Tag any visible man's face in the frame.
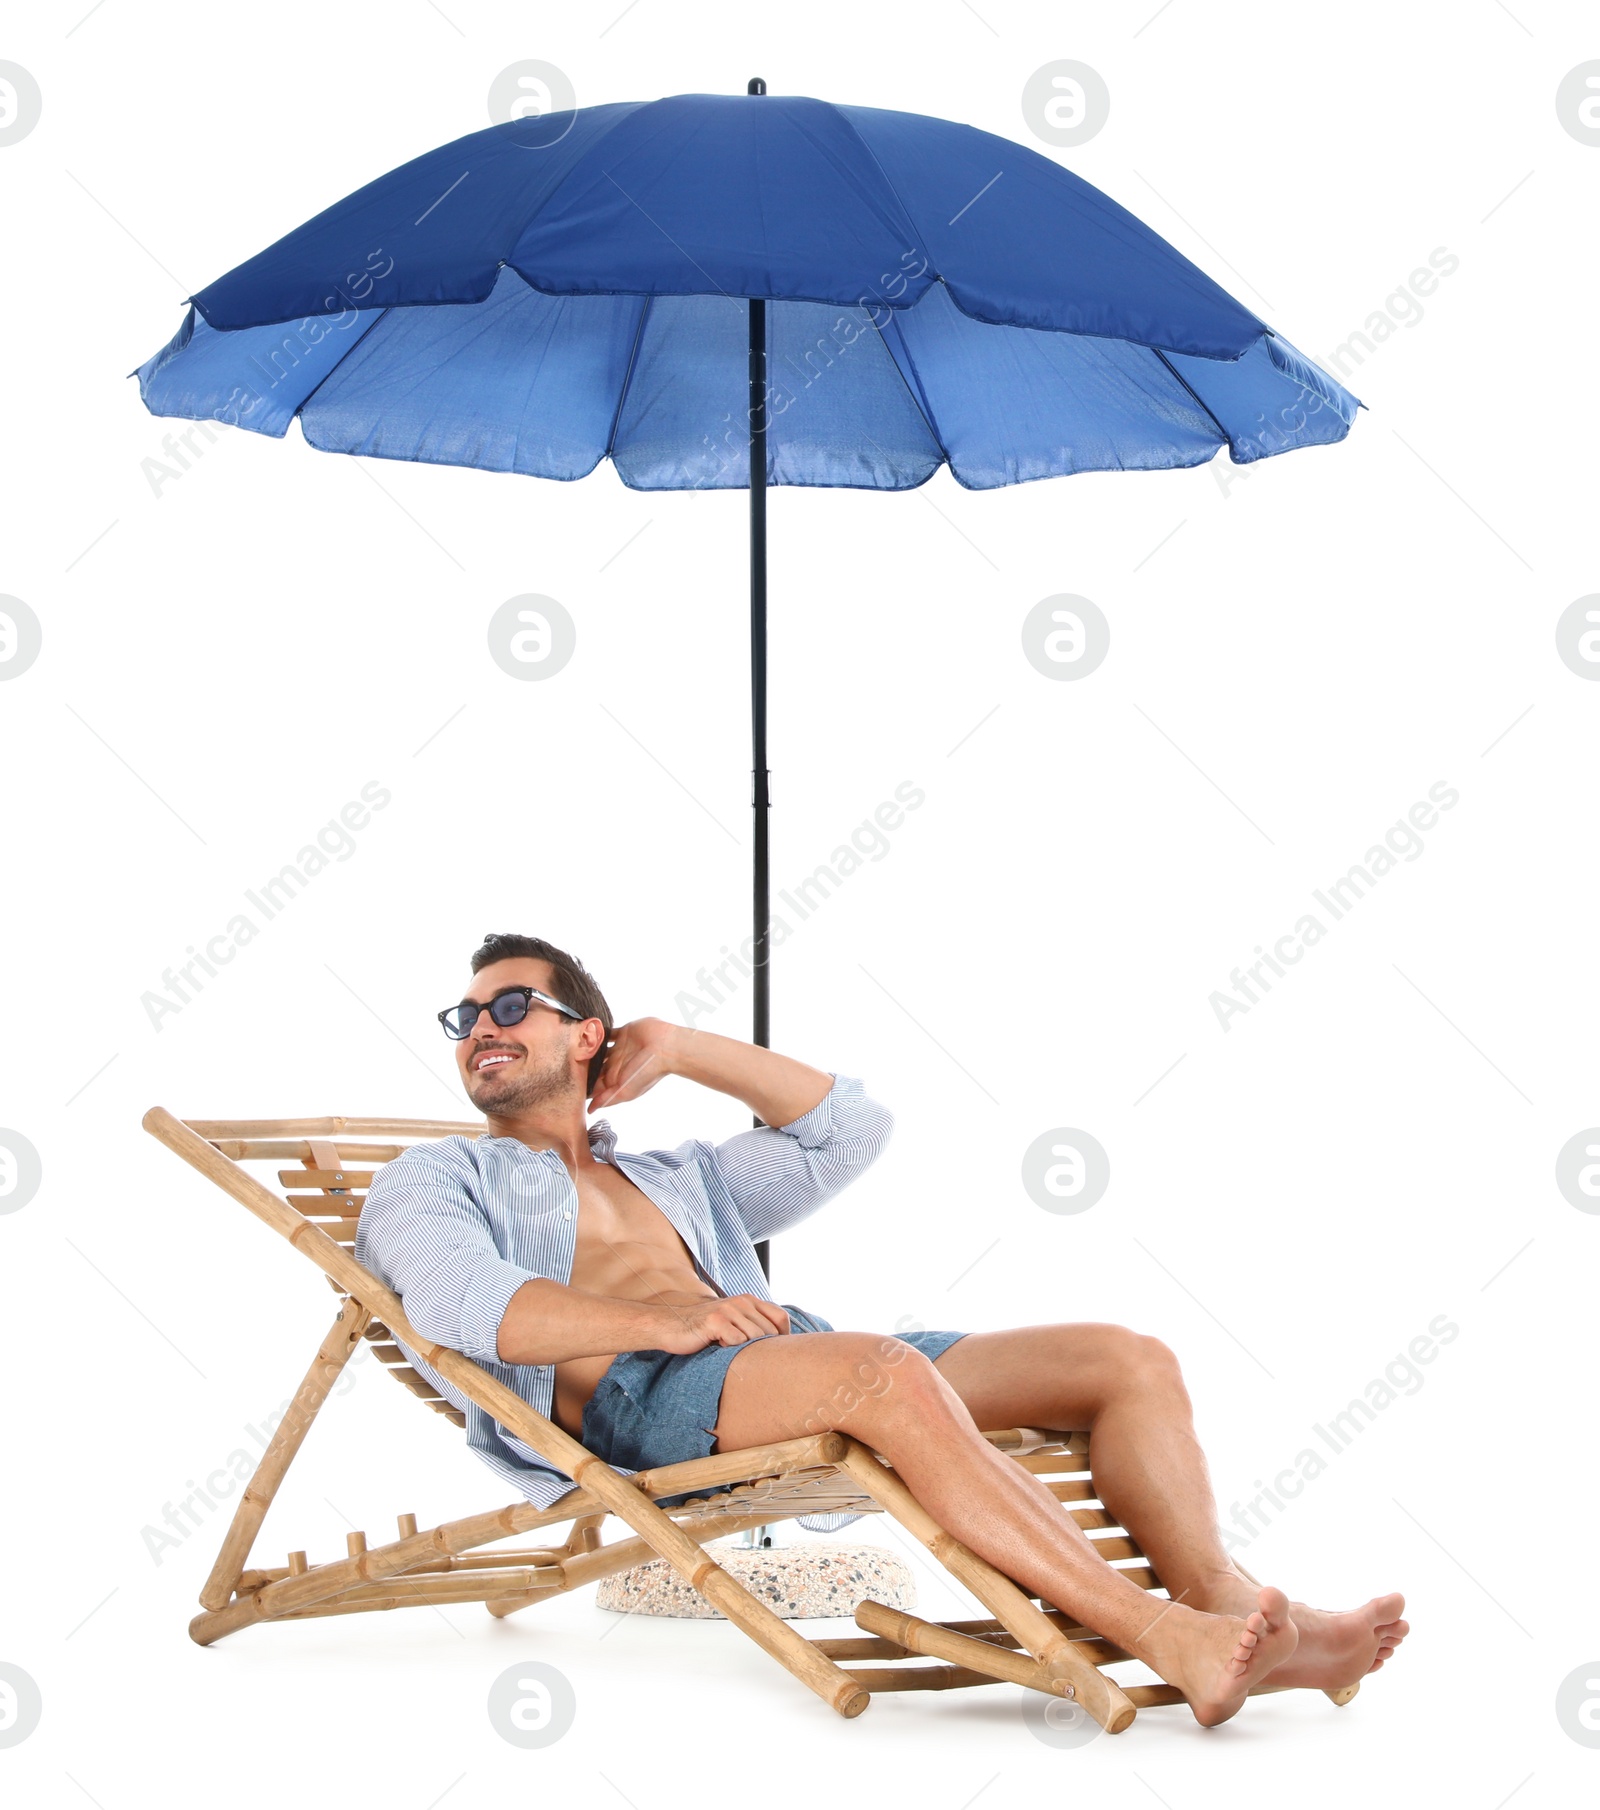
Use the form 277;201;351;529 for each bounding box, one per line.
454;958;591;1116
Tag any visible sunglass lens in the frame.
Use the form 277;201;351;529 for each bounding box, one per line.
443;1004;475;1039
490;992;530;1029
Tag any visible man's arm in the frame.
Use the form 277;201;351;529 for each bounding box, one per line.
672;1027;835;1125
356;1147;540;1369
585;1020;893;1238
707;1070;894;1242
357;1145;789;1370
588;1019;833;1126
495;1279;789;1364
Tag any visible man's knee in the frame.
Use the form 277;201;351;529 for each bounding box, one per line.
1077;1321;1184;1387
829;1330;942;1399
1113;1325;1185;1388
799;1332;943;1429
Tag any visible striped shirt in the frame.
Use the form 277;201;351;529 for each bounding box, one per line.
355;1072;893;1514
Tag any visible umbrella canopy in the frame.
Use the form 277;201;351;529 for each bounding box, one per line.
130;82;1363;1304
134;91;1359;489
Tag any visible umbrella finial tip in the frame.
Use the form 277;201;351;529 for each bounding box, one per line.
747;76;766;95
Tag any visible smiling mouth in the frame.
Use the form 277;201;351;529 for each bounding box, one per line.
472;1050;521;1074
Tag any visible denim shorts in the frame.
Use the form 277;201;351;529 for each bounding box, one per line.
579;1305;969;1508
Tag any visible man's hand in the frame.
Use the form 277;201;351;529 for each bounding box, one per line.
588;1017;685;1112
651;1294;791;1354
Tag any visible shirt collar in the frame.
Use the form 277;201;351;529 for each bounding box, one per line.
477;1118;620;1160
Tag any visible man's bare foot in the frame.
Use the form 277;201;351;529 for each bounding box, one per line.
1271;1594;1408;1690
1139;1586;1298;1727
1194;1578;1408;1691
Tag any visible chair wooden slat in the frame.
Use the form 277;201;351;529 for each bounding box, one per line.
215;1140;407;1162
1066;1506;1119;1531
189;1116;482;1139
1045;1478;1098;1502
1016;1449;1091;1474
388;1366;448;1402
292;1217;360;1240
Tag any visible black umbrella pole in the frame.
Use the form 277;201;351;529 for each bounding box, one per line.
749;292;772;1280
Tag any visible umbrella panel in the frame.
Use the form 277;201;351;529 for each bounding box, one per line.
138;271;1355;491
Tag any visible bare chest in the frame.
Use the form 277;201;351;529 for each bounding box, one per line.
567;1161;719;1307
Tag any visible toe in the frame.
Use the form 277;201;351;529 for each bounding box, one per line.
1259;1585;1291;1621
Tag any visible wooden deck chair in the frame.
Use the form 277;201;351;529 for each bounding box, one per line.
143;1107;1361;1731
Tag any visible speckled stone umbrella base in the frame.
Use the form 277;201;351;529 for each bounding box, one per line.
595;1541;916;1620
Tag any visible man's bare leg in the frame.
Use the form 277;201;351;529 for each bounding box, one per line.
928;1323;1408;1691
710;1328;1296;1726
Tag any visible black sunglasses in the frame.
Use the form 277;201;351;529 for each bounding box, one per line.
438;984;587;1041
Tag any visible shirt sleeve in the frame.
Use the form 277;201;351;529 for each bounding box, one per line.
705;1073;894;1243
355;1143;541;1369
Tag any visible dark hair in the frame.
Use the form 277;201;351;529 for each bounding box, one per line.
469;933;613;1094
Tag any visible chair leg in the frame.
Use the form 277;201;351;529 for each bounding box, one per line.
552;1463;873;1719
855;1602;1083;1697
559;1514;606;1558
198;1303;371;1611
832;1441;1137;1733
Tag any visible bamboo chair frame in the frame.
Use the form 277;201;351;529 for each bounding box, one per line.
143;1107;1361;1730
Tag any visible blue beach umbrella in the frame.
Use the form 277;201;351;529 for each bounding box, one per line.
134;80;1360;1265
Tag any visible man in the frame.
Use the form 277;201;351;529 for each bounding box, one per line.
358;932;1407;1727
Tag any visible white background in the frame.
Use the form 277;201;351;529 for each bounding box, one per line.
1;1;1594;1804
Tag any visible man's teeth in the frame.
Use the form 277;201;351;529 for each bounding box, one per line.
477;1054;516;1070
